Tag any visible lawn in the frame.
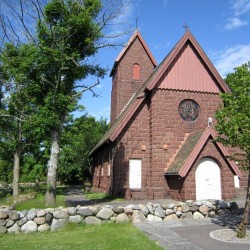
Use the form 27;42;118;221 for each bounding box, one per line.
0;223;163;250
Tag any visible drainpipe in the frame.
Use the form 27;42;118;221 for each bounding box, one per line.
110;145;116;196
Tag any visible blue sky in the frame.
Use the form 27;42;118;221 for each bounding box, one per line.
78;0;250;122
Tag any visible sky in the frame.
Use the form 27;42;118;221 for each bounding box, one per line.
76;0;250;121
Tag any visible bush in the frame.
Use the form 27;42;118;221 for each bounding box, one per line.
0;182;12;198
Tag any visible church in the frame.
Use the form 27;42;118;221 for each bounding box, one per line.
90;29;247;201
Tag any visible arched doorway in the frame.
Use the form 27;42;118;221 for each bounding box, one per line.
195;158;221;200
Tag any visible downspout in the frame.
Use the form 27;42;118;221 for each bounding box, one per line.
110;145;116;196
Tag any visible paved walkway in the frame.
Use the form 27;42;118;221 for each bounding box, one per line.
64;186;249;250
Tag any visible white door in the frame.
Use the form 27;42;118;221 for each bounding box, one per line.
129;159;141;189
195;158;221;200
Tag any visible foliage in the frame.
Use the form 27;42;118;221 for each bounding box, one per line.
0;223;162;250
0;182;12;198
215;62;250;238
58;114;109;184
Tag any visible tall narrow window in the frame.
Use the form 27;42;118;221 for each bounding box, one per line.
133;63;140;80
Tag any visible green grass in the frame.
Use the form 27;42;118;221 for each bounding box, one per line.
84;191;125;202
0;223;163;250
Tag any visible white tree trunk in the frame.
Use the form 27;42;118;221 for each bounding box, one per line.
12;150;20;197
45;130;60;206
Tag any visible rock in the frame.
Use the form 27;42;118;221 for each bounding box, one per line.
37;210;46;217
67;207;76;216
113;207;124;214
189;205;199;212
18;217;27;227
116;213;130;223
69;215;83;224
165;209;174;216
21;221;38;233
7;223;20;234
176;211;182;218
195;201;203;206
139;205;149;216
97;208;114;220
0;211;8;219
6;219;15;228
110;217;117;222
34;217;46;225
85;216;101;225
132;211;146;223
146;204;154;214
51;219;67;231
8;211;20;221
18;211;27;218
181;212;193;219
152;203;161;209
199;205;209;215
45;213;53;225
53;210;69;219
218;201;230;209
132;205;140;210
193;211;204;219
218;209;231;216
167;203;175;209
161;203;168;210
77;207;92;217
154;206;165;218
208;211;216;217
147;214;162;222
0;219;6;226
89;206;100;216
38;224;50;232
164;214;178;220
27;210;36;220
204;201;213;209
45;208;54;214
0;225;7;234
102;205;113;210
181;204;190;213
124;207;133;215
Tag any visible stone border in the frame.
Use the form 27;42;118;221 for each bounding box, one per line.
210;229;250;244
0;200;240;234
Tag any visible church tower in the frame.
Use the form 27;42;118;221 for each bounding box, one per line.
110;30;157;124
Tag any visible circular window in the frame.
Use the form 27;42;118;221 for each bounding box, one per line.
178;99;200;122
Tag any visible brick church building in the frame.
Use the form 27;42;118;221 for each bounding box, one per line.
90;30;247;201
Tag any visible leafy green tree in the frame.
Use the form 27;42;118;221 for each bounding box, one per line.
215;62;250;238
59;114;108;184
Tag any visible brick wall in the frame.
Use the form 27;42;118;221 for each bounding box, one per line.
110;37;155;124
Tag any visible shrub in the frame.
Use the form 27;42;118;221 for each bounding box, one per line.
0;182;12;198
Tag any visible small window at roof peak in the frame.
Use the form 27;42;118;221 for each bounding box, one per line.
133;63;140;80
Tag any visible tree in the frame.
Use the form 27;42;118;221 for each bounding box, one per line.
0;0;128;206
215;62;250;238
59;114;108;184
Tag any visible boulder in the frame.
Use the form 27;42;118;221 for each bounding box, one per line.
139;205;149;216
85;216;101;225
193;211;204;219
147;214;162;222
27;210;36;220
0;211;8;219
37;210;46;217
132;210;146;223
124;207;133;215
34;217;46;225
164;214;178;220
113;207;124;214
165;209;174;216
51;219;67;231
181;204;190;213
6;219;15;228
146;204;154;214
116;213;130;223
8;211;20;221
7;223;20;234
181;212;193;219
199;205;209;215
189;205;199;212
18;217;28;227
96;208;114;220
67;207;77;216
0;225;7;234
218;201;230;209
167;203;175;209
53;210;69;219
154;206;165;218
176;211;182;218
69;215;83;224
77;207;93;217
45;213;53;224
45;208;54;214
0;219;6;226
89;206;100;216
21;221;38;233
38;223;50;232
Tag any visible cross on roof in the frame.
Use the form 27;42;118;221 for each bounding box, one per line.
183;23;189;31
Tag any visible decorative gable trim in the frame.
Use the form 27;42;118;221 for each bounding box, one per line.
177;127;242;177
110;30;157;76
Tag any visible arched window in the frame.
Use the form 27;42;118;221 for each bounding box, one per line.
133;63;140;80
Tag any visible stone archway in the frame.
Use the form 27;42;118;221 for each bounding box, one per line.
195;158;222;200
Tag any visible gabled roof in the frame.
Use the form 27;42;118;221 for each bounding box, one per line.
110;30;157;76
90;30;231;155
165;127;242;178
